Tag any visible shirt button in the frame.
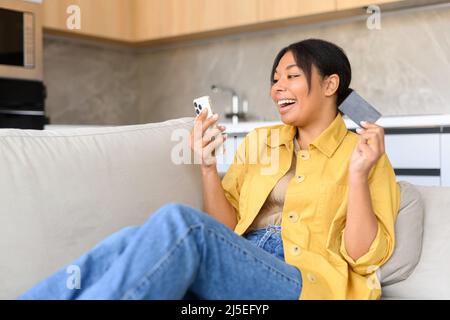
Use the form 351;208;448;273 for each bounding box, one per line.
299;151;310;160
287;211;299;223
307;273;317;283
290;245;301;256
296;175;305;183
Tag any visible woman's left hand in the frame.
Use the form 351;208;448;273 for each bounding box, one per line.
349;121;385;178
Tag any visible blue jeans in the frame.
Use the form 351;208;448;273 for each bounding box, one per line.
19;203;302;300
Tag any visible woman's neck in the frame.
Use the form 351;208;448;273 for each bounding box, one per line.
296;111;337;150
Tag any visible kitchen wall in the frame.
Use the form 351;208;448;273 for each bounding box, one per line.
44;36;139;125
44;4;450;125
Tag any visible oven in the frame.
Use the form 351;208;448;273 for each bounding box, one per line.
0;0;47;129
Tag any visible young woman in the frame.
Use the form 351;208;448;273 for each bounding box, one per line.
19;39;399;300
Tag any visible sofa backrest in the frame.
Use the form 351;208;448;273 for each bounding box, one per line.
0;117;202;299
382;184;450;299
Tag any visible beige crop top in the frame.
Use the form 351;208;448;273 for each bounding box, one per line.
248;136;301;231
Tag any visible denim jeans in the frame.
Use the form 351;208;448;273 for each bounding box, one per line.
19;203;302;300
244;225;285;262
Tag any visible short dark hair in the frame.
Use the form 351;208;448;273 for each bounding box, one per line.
270;39;352;115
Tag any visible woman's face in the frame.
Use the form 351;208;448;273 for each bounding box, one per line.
270;51;329;127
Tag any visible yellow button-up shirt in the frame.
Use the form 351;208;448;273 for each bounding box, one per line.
221;113;400;300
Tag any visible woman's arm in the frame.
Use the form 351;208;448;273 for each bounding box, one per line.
201;166;238;230
344;172;378;261
190;109;238;230
344;120;386;261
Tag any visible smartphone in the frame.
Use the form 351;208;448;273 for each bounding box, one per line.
193;96;225;155
338;90;382;127
193;96;214;119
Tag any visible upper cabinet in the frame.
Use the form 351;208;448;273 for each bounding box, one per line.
258;0;336;21
336;0;406;10
43;0;134;42
134;0;260;41
40;0;440;44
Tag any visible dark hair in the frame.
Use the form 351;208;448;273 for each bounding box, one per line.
270;39;352;115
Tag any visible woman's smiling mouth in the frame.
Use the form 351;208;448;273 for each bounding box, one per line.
277;99;297;113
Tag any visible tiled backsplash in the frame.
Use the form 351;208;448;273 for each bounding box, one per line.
44;4;450;125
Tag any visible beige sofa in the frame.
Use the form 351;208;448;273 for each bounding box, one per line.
0;117;449;300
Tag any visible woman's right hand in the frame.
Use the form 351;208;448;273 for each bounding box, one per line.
189;108;227;169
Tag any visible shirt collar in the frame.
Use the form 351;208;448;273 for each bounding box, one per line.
264;113;348;158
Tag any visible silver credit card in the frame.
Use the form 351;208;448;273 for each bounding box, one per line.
338;90;382;127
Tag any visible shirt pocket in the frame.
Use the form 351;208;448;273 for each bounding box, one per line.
311;182;348;233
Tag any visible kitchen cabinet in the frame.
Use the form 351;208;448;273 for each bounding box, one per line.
41;0;445;44
258;0;336;22
384;133;442;186
43;0;260;42
336;0;407;10
384;134;441;170
134;0;260;41
43;0;134;42
442;133;450;186
39;0;384;42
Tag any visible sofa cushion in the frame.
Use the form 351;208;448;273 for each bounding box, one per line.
382;184;450;299
378;181;424;286
0;117;202;299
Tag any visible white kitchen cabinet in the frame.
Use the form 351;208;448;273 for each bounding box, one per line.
384;134;440;169
385;133;443;187
441;133;450;186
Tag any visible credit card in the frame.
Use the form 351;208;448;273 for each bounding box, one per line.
338;90;382;127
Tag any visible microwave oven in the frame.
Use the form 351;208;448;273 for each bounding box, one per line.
0;0;43;81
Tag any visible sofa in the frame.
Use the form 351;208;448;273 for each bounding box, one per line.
1;117;449;300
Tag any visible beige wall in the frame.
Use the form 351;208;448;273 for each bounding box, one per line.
43;37;139;125
44;5;450;125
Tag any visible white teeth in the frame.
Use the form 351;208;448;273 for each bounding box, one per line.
277;99;297;105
